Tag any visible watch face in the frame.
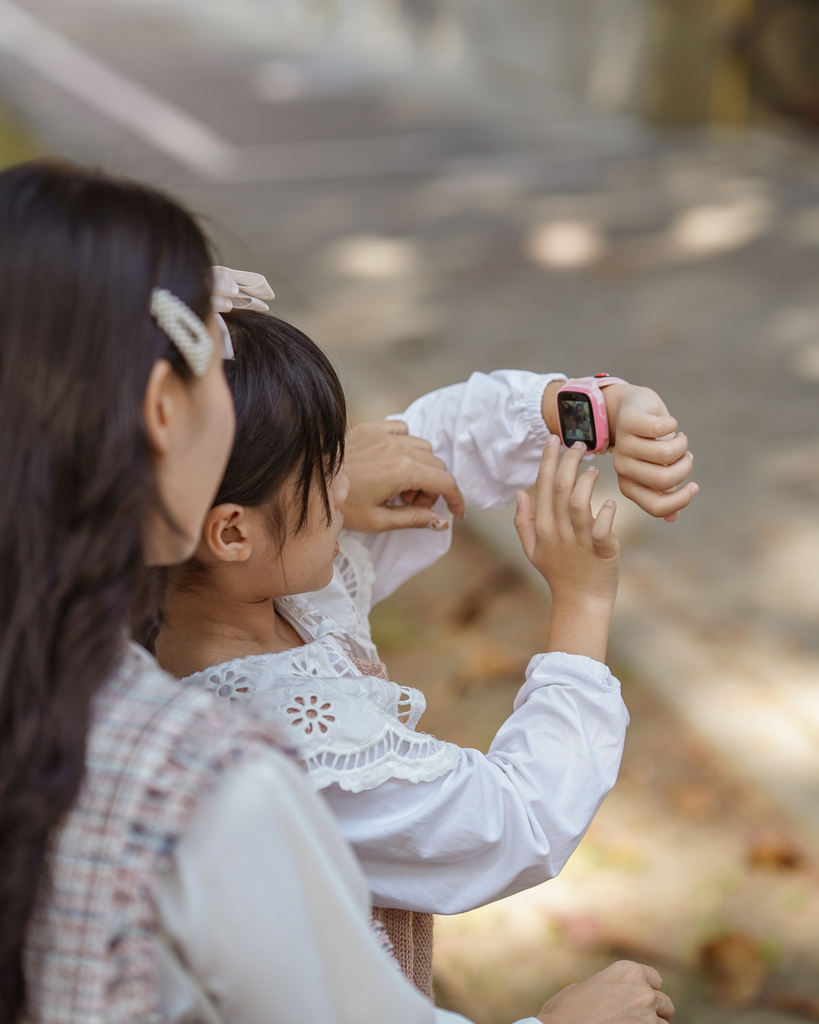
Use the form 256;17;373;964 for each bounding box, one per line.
557;392;597;450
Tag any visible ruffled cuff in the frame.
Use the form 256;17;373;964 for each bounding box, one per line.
513;650;620;711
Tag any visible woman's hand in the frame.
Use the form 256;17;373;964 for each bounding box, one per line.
340;420;465;533
603;384;698;523
537;961;674;1024
514;436;619;662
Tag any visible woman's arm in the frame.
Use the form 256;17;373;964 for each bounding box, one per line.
155;745;671;1024
156;747;467;1024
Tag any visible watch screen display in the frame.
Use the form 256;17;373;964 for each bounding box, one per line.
557;392;597;450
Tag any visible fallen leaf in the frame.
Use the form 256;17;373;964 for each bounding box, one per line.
457;640;527;689
667;781;721;820
761;992;819;1021
698;931;769;1006
748;831;806;872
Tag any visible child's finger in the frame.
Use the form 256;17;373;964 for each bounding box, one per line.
567;465;598;536
618;408;678;442
551;442;587;528
626;449;694;490
616;431;689;467
514;490;536;561
618;477;699;519
531;435;561;523
591;500;619;558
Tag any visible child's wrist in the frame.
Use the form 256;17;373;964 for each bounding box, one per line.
541;379;563;436
546;596;615;663
600;382;638;443
544;377;636;447
549;588;617;615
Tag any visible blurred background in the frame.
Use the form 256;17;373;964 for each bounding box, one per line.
2;1;819;1020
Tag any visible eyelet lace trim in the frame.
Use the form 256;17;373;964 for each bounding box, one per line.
185;637;460;794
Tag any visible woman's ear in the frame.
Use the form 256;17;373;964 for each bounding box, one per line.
202;504;253;563
143;358;179;459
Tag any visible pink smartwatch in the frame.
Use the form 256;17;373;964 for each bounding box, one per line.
556;374;628;453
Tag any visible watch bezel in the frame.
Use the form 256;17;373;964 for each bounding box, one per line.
556;389;598;451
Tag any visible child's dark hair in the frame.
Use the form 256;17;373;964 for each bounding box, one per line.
217;309;347;542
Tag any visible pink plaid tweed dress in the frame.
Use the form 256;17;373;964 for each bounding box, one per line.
23;641;282;1023
351;656;434;1000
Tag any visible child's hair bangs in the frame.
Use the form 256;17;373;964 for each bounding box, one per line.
290;350;347;533
216;310;347;540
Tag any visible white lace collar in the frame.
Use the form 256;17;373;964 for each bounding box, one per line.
183;630;459;794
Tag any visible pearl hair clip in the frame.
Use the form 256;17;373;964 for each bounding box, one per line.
150;287;214;377
150;268;275;375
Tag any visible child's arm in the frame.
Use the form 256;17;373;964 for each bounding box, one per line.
354;368;690;605
319;442;627;914
324;647;627;914
350;370;564;606
383;370;695;518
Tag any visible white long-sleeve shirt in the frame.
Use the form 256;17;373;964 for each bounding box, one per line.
368;369;567;601
184;370;628;916
156;737;539;1024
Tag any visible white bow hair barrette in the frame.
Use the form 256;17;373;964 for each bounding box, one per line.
212;265;275;363
150;266;275;376
211;266;275;314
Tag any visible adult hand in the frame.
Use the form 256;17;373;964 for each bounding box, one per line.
341;420;465;533
603;384;698;523
536;960;674;1024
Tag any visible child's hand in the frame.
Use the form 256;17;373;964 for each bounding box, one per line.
605;384;698;522
515;436;619;661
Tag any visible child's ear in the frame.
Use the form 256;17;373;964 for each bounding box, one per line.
203;504;252;563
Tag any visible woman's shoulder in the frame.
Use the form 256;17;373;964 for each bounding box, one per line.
93;641;289;768
95;641;213;726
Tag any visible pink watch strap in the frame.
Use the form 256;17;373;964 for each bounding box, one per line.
568;374;628;388
557;375;628;453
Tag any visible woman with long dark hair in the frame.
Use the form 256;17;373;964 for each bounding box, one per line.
0;160;673;1024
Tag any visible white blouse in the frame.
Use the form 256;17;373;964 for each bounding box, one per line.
156;747;540;1023
183;370;629;915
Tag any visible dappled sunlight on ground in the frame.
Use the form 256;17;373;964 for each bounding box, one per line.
373;527;819;1024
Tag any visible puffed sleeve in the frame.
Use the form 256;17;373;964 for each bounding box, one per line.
353;369;565;604
155;747;474;1024
321;652;628;915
